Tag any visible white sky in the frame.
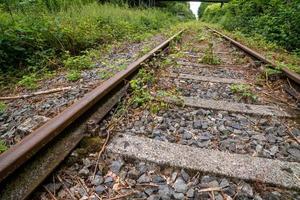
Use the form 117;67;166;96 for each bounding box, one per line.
189;2;201;19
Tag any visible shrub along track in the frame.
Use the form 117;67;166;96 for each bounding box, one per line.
1;26;300;200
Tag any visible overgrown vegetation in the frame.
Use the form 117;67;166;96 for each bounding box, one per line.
129;68;154;107
0;140;7;154
199;1;300;52
18;74;38;89
201;42;220;65
66;70;81;81
0;0;193;88
0;102;6;113
230;83;257;102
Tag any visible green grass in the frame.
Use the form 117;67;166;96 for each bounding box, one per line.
129;68;154;107
230;83;257;102
201;42;220;65
0;2;184;89
0;140;8;153
201;23;300;74
18;74;38;89
66;70;81;81
63;52;95;71
98;70;114;80
0;102;6;113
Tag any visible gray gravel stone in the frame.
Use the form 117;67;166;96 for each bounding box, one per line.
241;182;254;197
127;168;140;180
287;146;300;160
209;180;219;187
173;192;185;199
186;188;195;198
174;177;188;193
145;187;157;196
158;185;173;200
110;160;123;173
104;176;113;184
79;167;89;176
201;175;213;184
153;175;165;184
193;120;202;129
95;185;106;195
180;169;190;182
45;183;62;194
91;175;104;186
147;195;160;200
137;173;151;183
220;179;229;188
215;194;223;200
182;132;192;140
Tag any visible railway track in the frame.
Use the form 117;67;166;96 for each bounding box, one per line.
0;26;300;200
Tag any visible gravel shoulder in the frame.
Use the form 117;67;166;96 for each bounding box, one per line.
0;34;167;149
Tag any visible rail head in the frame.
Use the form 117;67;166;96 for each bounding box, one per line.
0;29;185;182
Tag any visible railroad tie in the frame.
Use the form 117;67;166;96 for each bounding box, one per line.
163;96;291;117
107;134;300;190
165;73;246;84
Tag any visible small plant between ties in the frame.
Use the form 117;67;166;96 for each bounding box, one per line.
230;83;257;102
201;42;221;65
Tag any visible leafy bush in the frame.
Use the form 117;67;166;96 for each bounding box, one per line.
18;74;38;89
0;1;186;85
200;0;300;52
63;53;94;70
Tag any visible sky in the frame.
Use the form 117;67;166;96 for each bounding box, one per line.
189;2;201;19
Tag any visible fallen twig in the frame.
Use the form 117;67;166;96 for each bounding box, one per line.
105;191;138;200
57;175;76;200
198;187;222;193
135;183;159;187
43;185;58;200
211;191;215;200
0;87;72;100
284;125;300;145
94;193;102;200
77;177;90;196
93;130;111;178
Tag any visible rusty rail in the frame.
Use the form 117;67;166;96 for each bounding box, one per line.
0;29;184;183
207;27;300;85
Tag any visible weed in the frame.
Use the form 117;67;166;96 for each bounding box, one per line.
98;70;114;80
63;52;94;71
0;140;7;153
66;70;81;81
201;42;220;65
129;68;154;107
0;102;6;113
197;35;206;42
230;84;257;102
117;65;127;71
18;74;38;89
149;102;168;114
264;67;281;77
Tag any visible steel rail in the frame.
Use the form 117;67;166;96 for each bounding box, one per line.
0;29;184;183
207;27;300;85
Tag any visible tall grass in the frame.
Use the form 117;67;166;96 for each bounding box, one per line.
0;1;183;80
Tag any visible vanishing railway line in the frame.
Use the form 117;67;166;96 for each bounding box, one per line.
0;27;300;200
